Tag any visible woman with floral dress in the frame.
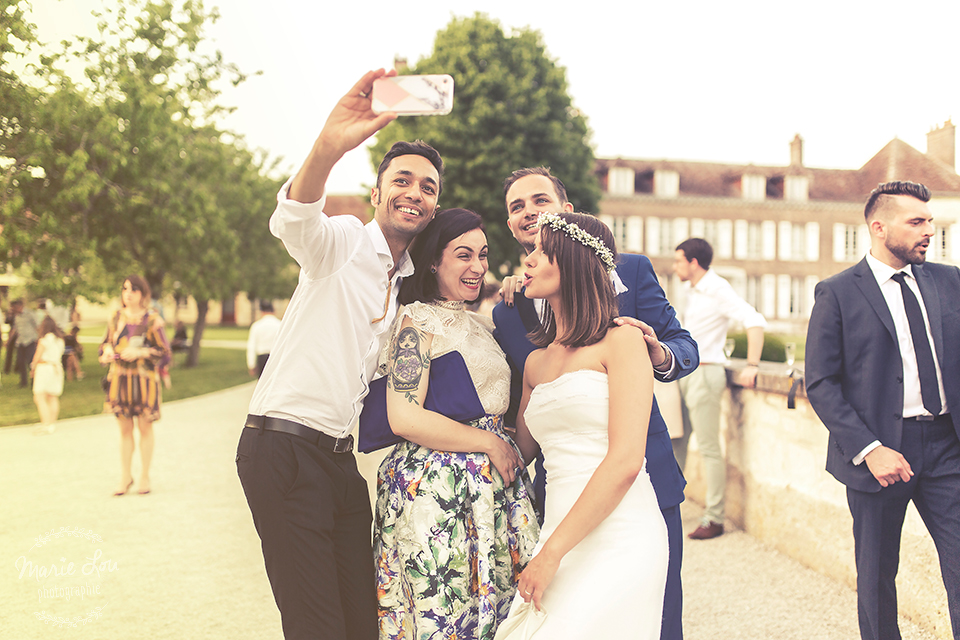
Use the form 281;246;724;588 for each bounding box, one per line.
375;208;540;640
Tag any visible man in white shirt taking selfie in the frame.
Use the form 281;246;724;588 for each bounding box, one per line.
236;69;443;640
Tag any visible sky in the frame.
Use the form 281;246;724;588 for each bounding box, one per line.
24;0;960;195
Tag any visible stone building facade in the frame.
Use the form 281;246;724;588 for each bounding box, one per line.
595;122;960;332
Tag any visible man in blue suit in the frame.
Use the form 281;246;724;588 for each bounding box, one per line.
492;167;698;640
806;181;960;640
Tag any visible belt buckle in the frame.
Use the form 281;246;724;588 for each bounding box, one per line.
333;436;353;454
915;414;936;422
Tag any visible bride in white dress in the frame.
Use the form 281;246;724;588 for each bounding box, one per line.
506;212;669;639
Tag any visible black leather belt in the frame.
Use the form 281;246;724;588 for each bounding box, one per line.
904;413;949;423
245;414;354;453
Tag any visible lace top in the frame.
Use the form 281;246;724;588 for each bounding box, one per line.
377;301;510;416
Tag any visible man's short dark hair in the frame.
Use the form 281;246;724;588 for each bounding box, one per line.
864;181;931;220
502;166;568;204
676;238;713;270
259;300;274;313
376;141;444;195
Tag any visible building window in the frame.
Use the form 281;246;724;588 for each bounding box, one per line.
716;220;733;259
610;217;628;252
654;170;679;198
608;167;635;196
930;225;950;261
625;216;643;252
659;219;674;256
776;275;807;318
833;223;868;261
761;274;777;319
785;175;809;201
746;275;762;311
742;174;766;201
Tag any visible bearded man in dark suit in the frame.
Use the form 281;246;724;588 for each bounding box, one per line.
806;181;960;640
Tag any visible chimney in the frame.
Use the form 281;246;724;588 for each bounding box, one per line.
927;120;955;170
394;56;408;73
789;134;803;167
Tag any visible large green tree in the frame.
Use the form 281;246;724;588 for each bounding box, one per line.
1;0;297;364
370;14;600;274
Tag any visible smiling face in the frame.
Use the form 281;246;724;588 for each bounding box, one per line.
371;154;441;243
505;174;574;253
522;230;561;301
872;194;935;268
434;228;488;302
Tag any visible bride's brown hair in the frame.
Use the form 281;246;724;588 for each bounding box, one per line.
529;213;619;348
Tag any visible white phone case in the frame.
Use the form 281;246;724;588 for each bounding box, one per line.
371;74;454;116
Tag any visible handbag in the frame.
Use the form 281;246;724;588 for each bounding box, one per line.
493;601;547;640
357;350;485;453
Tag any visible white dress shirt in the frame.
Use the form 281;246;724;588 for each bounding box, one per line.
246;314;281;370
854;252;950;464
247;180;414;438
680;269;766;364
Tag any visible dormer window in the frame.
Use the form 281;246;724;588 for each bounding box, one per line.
785;175;809;201
742;174;766;201
654;170;679;198
608;167;635;196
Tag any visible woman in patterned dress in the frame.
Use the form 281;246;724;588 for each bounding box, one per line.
375;208;540;640
99;275;171;496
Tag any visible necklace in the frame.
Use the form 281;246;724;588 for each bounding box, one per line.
431;299;466;311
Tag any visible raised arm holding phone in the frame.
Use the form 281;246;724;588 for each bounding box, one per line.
236;69;445;640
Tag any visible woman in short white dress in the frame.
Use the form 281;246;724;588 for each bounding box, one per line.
31;316;66;435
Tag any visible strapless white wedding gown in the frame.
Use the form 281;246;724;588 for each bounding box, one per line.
512;370;668;639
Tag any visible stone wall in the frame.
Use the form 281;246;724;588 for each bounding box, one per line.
678;364;952;638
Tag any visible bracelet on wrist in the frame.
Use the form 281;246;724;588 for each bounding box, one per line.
746;362;760;367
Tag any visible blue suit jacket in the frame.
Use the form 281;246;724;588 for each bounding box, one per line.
805;258;960;492
492;252;697;510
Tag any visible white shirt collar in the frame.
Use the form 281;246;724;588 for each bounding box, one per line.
365;219;415;279
611;268;628;295
865;251;915;286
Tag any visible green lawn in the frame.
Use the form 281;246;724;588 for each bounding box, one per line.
0;347;251;428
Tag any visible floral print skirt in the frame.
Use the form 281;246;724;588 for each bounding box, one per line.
374;414;540;640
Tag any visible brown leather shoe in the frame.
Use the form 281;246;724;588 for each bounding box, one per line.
688;522;724;540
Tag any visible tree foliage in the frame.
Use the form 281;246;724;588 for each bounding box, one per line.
370;14;600;273
0;0;297;364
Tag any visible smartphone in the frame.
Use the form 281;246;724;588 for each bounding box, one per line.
371;74;454;116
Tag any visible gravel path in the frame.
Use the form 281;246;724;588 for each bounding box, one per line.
0;382;939;639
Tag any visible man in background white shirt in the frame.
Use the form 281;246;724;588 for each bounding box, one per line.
236;69;443;640
246;300;280;378
672;237;766;540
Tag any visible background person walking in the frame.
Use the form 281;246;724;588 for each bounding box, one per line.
30;316;65;435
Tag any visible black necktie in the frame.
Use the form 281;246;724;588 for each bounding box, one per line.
891;272;941;416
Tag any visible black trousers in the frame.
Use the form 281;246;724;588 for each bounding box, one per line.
847;415;960;640
237;426;377;640
16;341;36;387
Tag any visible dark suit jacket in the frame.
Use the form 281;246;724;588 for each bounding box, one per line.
805;258;960;493
492;252;697;510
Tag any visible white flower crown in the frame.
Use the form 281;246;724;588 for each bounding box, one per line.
536;212;616;272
